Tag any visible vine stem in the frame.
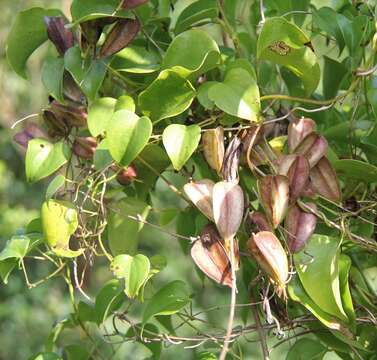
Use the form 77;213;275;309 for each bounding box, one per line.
219;236;237;360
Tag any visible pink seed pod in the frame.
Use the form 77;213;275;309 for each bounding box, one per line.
293;133;328;168
247;231;289;298
258;175;289;228
13;123;48;149
183;179;215;221
247;211;272;233
288;117;316;153
72;137;97;160
285;203;317;253
44;16;75;55
202;126;224;173
310;157;341;202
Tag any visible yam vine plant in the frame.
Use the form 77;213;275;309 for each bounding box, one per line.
3;0;377;359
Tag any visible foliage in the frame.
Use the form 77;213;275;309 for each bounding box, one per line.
3;0;377;359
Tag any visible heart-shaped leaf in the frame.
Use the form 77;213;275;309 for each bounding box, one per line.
208;65;261;122
333;159;377;184
107;110;152;167
257;17;320;95
41;57;65;103
26;139;69;183
162;124;201;170
138;69;195;123
6;7;62;78
111;254;150;298
87;97;117;137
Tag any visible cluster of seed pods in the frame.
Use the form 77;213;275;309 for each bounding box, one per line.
185;118;341;298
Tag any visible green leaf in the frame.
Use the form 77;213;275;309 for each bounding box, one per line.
162;29;220;79
46;174;65;200
112;45;160;74
139;69;195;123
6;7;62;78
64;46;85;84
107;198;151;256
174;0;218;34
94;279;124;324
208;65;261;121
93;138;113;170
42;57;65;103
257;17;320;95
286;338;327;360
0;235;31;261
115;95;135;112
29;353;62;360
26;139;69;183
87;97;117;137
143;280;190;324
64;345;90;360
294;235;348;323
333;159;377;183
107;110;152;167
197;81;216;110
111;254;150;298
338;255;356;330
162;124;201;171
323;56;348;100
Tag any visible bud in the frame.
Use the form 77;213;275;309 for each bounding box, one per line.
293;133;328;168
246;211;272;233
116;164;138;185
183;179;214;221
285;203;317;253
50;100;87;128
44;16;74;55
13;123;47;149
278;155;310;203
43;109;69;138
100;19;141;58
258;175;289;228
288;117;316;153
122;0;149;9
247;231;288;298
222;136;242;183
213;181;244;251
310;157;341;202
202;126;224;173
191;224;234;287
73;137;97;160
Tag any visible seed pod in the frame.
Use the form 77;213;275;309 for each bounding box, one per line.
278;155;310;203
63;72;86;104
13;123;48;149
222;136;242;183
288;117;316;153
285;203;317;253
310;157;341;202
100;19;141;57
247;231;288;298
213;181;244;251
293;133;328;168
183;179;214;221
122;0;149;9
240;125;263;166
73;137;97;160
44;16;75;55
43;109;70;138
191;225;233;287
246;211;272;233
116;164;138;185
258;175;289;228
80;20;103;47
50;100;87;128
202;126;224;173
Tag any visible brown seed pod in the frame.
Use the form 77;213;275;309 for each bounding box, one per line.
212;181;244;251
13;123;48;149
258;175;289;228
183;179;214;221
278;155;310;203
293;133;328;168
50;100;88;128
310;157;341;202
43;109;70;138
100;19;141;58
222;136;242;183
116;164;138;185
202;126;224;173
246;211;272;233
288;117;316;153
285;203;317;253
191;224;238;287
44;16;75;55
73;137;97;160
247;231;289;298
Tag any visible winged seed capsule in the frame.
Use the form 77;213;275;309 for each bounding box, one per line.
258;175;289;228
247;231;289;298
202;126;225;173
213;181;244;252
183;179;214;221
288;117;316;153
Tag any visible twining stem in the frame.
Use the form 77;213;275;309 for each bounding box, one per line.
219;236;237;360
